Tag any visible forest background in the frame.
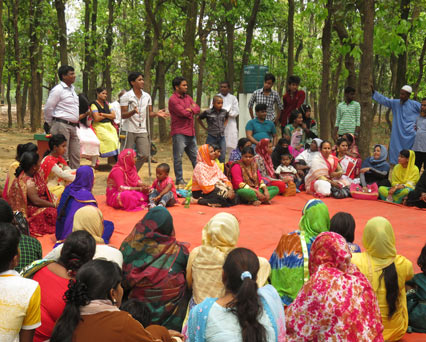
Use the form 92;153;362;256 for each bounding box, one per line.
1;0;426;158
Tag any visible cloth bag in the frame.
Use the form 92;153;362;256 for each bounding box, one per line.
349;183;378;201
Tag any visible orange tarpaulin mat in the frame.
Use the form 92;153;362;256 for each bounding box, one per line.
37;193;426;341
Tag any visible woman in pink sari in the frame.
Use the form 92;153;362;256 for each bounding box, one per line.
106;149;149;211
305;140;346;196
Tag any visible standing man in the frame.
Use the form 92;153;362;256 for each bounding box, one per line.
216;81;239;158
168;76;200;188
44;65;80;169
372;85;421;164
110;89;127;128
248;73;283;122
280;75;305;129
334;86;361;141
120;72;169;171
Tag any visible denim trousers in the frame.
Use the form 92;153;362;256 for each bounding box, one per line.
172;134;198;183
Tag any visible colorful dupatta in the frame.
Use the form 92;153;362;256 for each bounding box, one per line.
269;199;330;305
237;159;260;188
109;149;140;187
120;207;189;330
305;152;339;194
286;232;384;342
255;138;275;178
391;150;420;189
40;154;68;182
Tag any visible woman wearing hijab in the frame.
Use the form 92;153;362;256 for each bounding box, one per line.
186;213;271;307
352;217;414;341
254;139;287;195
192;144;237;207
56;166;114;244
106;148;149;211
378;149;420;203
269;199;330;305
294;138;322;180
405;171;426;208
286;232;384;341
120;207;190;331
360;144;391;187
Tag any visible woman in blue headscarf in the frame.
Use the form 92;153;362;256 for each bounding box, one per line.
55;166;114;244
360;144;391;188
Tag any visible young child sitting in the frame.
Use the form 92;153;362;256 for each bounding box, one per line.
149;163;178;209
275;153;300;184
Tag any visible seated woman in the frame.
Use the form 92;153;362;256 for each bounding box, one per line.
228;137;251;162
192;144;237;207
187;248;286;342
342;132;362;170
360;144;391;188
91;87;120;164
186;213;271;307
107;149;149;211
120;207;189;331
283;110;305;157
330;211;361;253
305;140;347;196
271;138;295;169
46;206;123;267
22;231;96;342
40;134;76;204
286;232;384;341
254;138;287;195
230;146;279;206
76;93;100;167
300;104;318;146
2;142;37;201
56;165;114;243
294;138;322;178
352;217;414;341
50;259;178;342
379;149;420;203
269;199;330;305
405;171;426;208
334;137;360;182
8;152;57;236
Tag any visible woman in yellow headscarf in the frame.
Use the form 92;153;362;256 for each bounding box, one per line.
379;149;420;203
352;217;414;341
186;212;270;306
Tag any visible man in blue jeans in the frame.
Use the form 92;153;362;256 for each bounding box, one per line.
168;76;200;188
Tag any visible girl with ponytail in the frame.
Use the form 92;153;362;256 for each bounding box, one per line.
187;247;286;342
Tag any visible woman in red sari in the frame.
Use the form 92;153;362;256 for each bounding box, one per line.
106;148;149;211
8;151;57;236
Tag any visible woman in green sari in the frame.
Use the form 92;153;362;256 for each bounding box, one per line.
269;199;330;305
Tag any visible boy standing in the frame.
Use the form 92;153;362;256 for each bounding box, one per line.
334;87;361;141
198;96;229;163
413;98;426;171
280;75;305;128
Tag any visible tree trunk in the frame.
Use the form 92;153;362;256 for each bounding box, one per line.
329;55;343;135
395;0;411;95
357;0;375;159
238;0;261;93
0;0;5;90
318;0;333;141
21;80;29;125
413;37;426;99
6;73;11;128
224;2;235;92
102;0;114;101
55;0;68;65
181;0;198;97
287;0;295;77
157;60;168;142
12;0;23;127
88;0;98;100
83;0;90;94
333;21;357;88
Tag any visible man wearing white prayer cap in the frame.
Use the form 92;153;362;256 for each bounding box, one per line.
372;84;421;164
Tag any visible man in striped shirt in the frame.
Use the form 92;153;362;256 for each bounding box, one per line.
334;86;361;141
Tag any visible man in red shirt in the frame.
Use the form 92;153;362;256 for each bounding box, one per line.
279;75;305;134
168;76;200;187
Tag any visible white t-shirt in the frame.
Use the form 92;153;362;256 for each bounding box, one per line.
110;101;122;125
119;89;152;133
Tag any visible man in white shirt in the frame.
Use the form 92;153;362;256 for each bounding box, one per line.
44;65;80;169
109;89;126;126
120;72;169;171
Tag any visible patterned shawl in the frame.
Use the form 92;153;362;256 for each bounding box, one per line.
109;149;140;187
237;159;260;188
286;232;384;342
255;138;275;178
305;152;339;194
40;154;68;181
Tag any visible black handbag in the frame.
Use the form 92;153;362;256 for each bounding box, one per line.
14;211;30;236
331;185;351;199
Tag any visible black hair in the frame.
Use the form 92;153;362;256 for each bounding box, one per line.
48;133;67;151
422;97;426;101
50;259;122;342
289;109;302;124
342;133;354;145
237;138;251;151
15;151;39;177
15;142;37;162
336;137;348;147
277;138;290;147
120;299;152;327
287;75;301;85
78;93;90;115
128;72;144;88
264;73;275;83
299;104;311;117
344;86;356;94
58;231;96;278
241;146;255;156
417;244;426;274
320;140;332;150
213;95;223;104
281;153;293;161
223;248;266;342
211;144;221;152
0;222;20;272
172;76;186;91
96;87;107;94
220;81;230;88
255;103;267;112
156;163;170;173
379;263;399;319
58;65;74;81
0;199;14;223
399;149;410;159
330;212;356;243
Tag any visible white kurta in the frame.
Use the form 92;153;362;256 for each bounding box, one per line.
218;93;239;150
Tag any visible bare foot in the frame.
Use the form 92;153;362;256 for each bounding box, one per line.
264;200;272;205
252;200;261;206
207;203;221;207
190;197;198;204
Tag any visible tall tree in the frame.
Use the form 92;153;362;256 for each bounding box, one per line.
223;1;235;92
181;0;198;97
0;0;6;91
395;0;411;96
287;0;295;77
11;0;24;127
102;0;114;100
54;0;68;65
